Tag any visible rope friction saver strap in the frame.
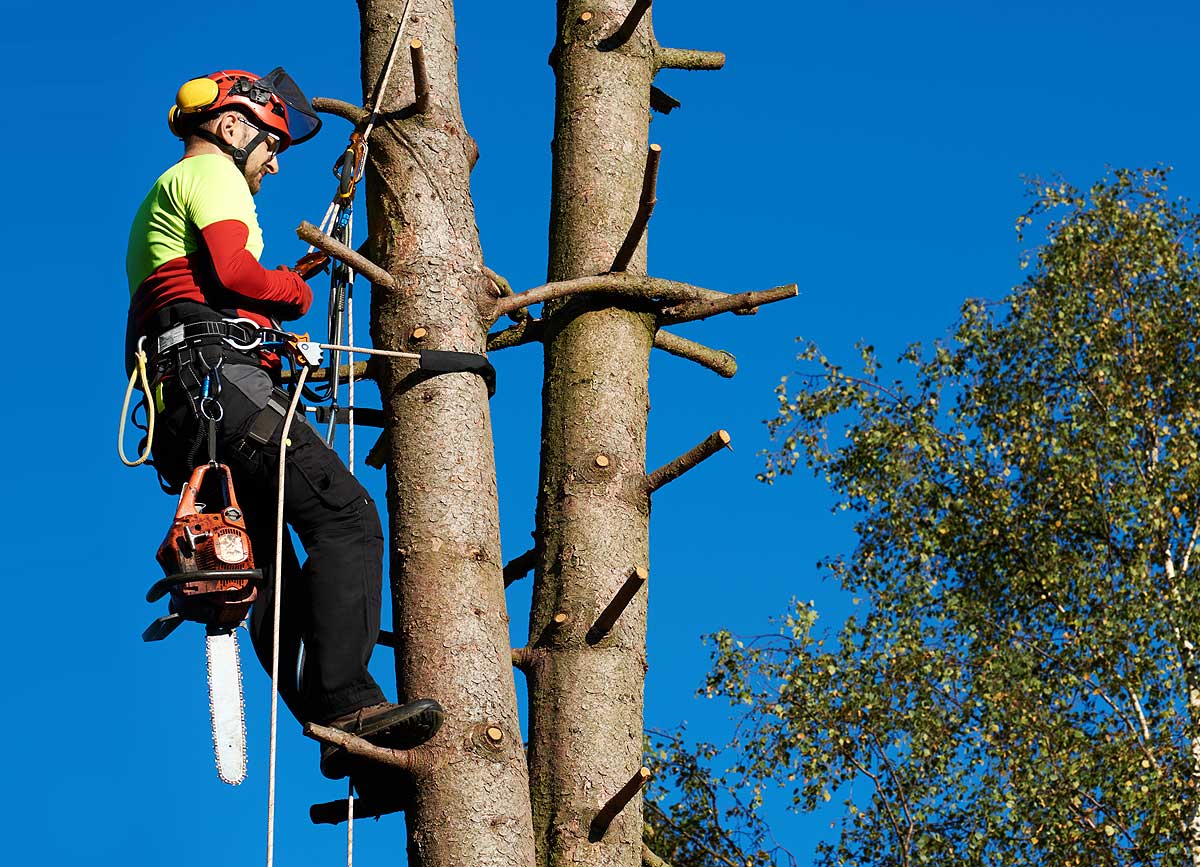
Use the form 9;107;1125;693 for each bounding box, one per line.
418;349;496;398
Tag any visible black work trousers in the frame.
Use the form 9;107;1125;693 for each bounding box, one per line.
151;345;387;725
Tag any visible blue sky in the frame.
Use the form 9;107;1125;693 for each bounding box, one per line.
4;0;1198;863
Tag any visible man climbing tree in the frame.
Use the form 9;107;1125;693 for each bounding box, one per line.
123;67;443;798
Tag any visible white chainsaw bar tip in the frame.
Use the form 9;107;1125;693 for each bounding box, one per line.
207;628;248;786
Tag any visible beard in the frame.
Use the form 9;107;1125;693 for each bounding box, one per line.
243;167;264;196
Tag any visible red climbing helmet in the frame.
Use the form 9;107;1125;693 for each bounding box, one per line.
168;68;322;153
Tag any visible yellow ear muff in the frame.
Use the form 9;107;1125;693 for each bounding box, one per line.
175;78;220;114
167;105;183;138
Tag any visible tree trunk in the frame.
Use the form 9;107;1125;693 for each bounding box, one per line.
357;1;535;864
526;3;657;867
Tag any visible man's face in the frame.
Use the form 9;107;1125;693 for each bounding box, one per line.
230;114;280;195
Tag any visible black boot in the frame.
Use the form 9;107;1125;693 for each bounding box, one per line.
320;698;444;780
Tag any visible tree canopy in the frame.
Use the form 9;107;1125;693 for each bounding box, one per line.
651;167;1200;867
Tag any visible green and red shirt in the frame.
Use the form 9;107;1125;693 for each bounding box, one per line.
126;153;311;335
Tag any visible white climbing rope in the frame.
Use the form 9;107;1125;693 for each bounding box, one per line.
346;777;355;867
266;364;310;867
346;213;356;474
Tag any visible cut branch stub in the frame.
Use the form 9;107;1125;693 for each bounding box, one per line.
534;612;572;647
503;545;538;586
310;796;404;825
610;144;662;274
654;47;727;72
649;86;680;115
410;39;431;115
365;430;389;469
296;221;396;289
488;317;545;351
281;360;371;384
303;723;428;772
511;646;535;672
586;566;649;645
311;96;369;126
589;767;653;841
653;330;736;377
659;283;798;324
599;0;652;51
646;430;732;493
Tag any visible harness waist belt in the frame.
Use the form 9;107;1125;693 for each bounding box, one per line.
155;320;263;357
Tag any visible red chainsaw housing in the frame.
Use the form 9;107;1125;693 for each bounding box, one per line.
149;463;260;630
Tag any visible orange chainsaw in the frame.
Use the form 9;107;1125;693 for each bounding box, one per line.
142;462;261;785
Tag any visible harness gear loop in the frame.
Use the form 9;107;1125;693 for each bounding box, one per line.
118;336;157;467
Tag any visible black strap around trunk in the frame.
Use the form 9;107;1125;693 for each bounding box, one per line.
418;350;496;397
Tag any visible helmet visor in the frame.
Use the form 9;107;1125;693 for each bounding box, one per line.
259;67;322;147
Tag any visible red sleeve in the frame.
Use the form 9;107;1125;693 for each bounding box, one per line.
199;219;312;319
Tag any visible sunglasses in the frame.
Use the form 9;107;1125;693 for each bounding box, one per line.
234;115;281;157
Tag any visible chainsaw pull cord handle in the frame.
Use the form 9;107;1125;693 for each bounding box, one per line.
118;336;157;467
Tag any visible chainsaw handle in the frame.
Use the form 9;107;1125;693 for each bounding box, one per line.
174;462;242;520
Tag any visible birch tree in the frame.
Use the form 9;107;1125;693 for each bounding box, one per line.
655;167;1200;867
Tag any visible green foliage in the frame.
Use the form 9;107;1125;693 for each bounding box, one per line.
650;168;1200;866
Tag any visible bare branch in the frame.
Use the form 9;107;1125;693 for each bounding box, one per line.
655;48;726;72
590;767;653;840
600;0;652;50
611;144;663;273
311;97;369;125
491;273;718;322
660;284;798;324
304;723;431;772
647;430;732;492
587;567;649;644
297;221;397;289
654;331;736;377
410;39;431;114
482;265;530;324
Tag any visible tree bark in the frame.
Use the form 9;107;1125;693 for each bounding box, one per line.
358;2;535;864
527;4;658;867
